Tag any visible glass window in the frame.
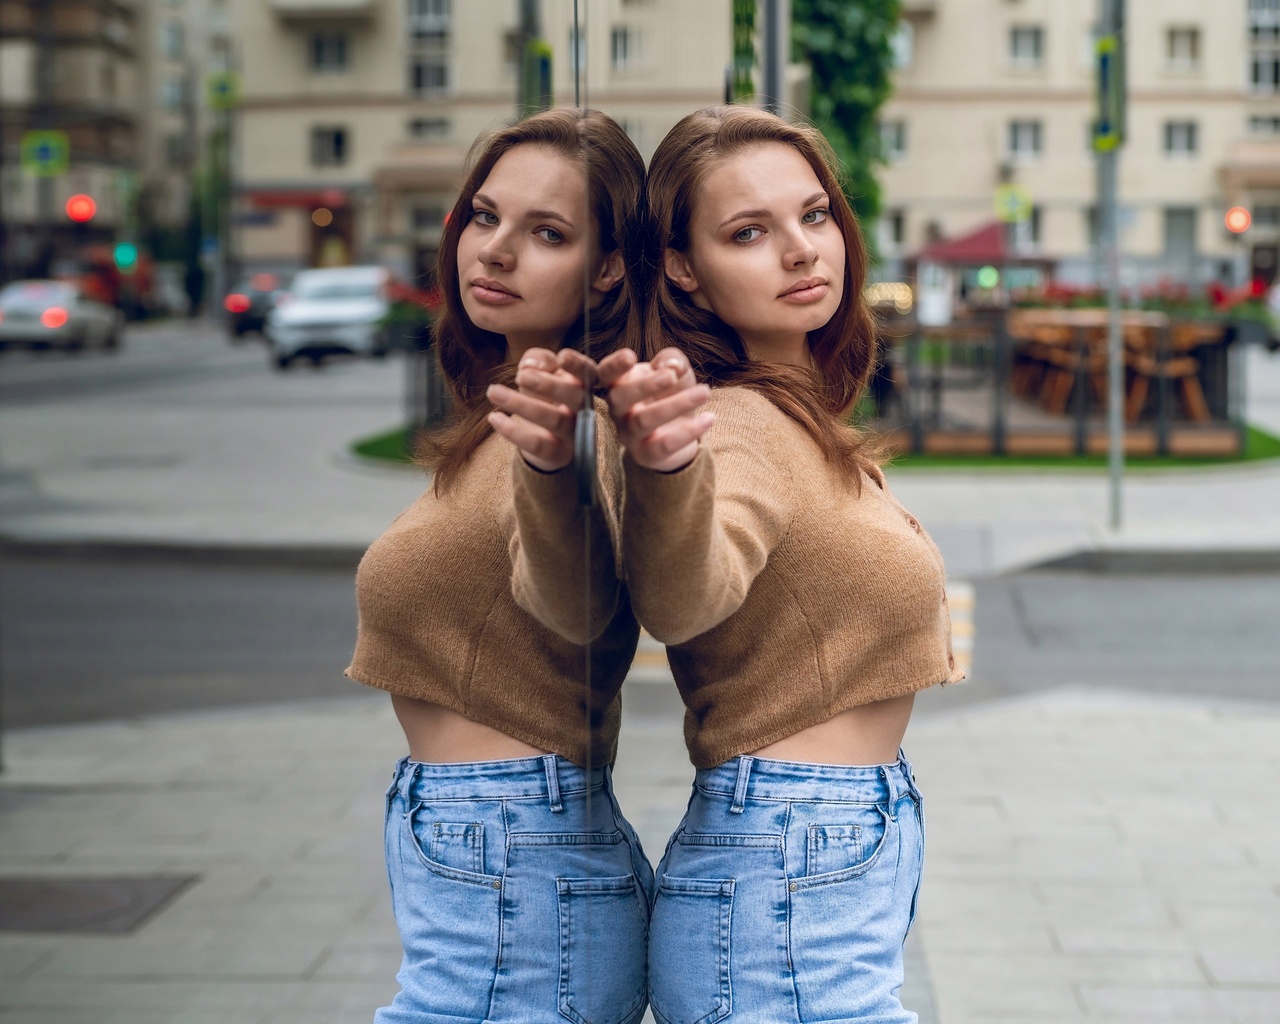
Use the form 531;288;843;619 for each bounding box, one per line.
1009;26;1044;67
891;22;914;69
408;0;450;42
611;27;639;70
1250;114;1280;133
310;31;349;72
1008;119;1043;158
1163;208;1197;267
310;126;348;166
161;21;185;59
1164;121;1199;155
877;209;906;252
409;53;449;97
1251;0;1280;42
1253;51;1280;92
879;120;907;161
1166;27;1200;70
568;26;585;76
408;117;450;140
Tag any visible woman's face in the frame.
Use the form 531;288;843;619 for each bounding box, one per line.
665;142;846;364
457;143;620;359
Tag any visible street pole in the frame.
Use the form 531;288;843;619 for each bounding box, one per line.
760;0;790;115
34;0;56;278
1096;0;1126;530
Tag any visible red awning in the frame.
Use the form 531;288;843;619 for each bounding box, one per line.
917;221;1009;265
246;188;349;209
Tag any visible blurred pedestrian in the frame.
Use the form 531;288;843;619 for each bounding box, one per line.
603;106;964;1023
345;108;653;1024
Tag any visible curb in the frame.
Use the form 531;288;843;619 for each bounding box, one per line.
1028;547;1280;573
0;537;366;570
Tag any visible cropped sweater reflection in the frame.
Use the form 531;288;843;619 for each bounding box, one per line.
345;409;638;767
629;386;962;768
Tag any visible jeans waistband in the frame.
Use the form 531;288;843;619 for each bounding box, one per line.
390;753;609;809
693;750;918;812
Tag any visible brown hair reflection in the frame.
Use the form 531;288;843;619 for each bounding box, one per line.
419;107;647;494
645;105;880;484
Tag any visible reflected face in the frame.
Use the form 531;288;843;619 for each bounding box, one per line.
668;142;845;362
457;144;599;353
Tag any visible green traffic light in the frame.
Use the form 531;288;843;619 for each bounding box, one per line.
113;242;139;272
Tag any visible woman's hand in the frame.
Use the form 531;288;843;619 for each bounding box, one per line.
487;348;591;472
598;347;714;473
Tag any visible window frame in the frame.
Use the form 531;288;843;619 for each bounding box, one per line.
310;125;349;167
1009;25;1045;69
1163;120;1199;157
1008;118;1044;161
309;30;350;73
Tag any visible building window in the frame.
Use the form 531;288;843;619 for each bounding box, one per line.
1250;114;1280;133
408;117;450;140
411;201;447;232
1163;207;1197;267
1166;27;1200;71
1008;119;1043;159
1009;26;1044;68
311;126;348;166
891;22;914;69
1007;206;1042;251
1253;51;1280;91
1252;0;1280;90
409;53;449;97
877;209;906;253
1254;204;1280;228
618;118;646;150
310;31;349;72
161;21;185;59
164;133;188;168
1164;120;1198;155
568;26;585;76
611;27;639;71
160;75;186;110
408;0;450;42
1251;0;1280;42
879;119;907;161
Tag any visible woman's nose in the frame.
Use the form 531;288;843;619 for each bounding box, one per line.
477;233;515;269
783;240;820;269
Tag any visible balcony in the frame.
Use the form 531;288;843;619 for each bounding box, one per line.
1219;138;1280;193
269;0;375;21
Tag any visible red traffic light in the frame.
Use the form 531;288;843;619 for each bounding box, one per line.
65;194;97;223
1226;206;1252;234
224;293;252;314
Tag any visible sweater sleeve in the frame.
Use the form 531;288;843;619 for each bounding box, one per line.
622;391;795;645
506;405;624;645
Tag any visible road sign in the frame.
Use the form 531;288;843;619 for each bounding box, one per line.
20;130;70;177
994;183;1033;223
1093;34;1126;153
206;71;242;110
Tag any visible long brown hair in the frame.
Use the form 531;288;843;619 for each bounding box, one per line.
645;105;880;484
420;107;648;492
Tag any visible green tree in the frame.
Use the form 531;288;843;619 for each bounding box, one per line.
792;0;901;228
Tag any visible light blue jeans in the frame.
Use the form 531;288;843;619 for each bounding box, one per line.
648;752;925;1024
376;754;654;1024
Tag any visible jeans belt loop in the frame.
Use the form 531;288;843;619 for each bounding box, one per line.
543;754;564;813
730;756;753;814
880;764;899;821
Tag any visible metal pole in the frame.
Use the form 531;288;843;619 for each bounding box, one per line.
34;0;56;278
760;0;790;115
1099;0;1126;530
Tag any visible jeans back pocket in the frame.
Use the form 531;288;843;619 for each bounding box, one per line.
556;874;647;1024
648;875;734;1024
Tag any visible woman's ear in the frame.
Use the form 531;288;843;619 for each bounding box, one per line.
664;249;699;294
592;249;625;295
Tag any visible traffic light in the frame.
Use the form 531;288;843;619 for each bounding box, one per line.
113;242;139;272
65;194;97;223
1226;207;1252;234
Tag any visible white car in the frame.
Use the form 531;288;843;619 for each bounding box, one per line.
264;265;391;369
0;280;123;352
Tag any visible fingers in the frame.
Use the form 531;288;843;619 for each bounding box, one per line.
515;365;586;409
607;364;685;416
487;411;572;472
651;347;697;386
594;348;639;387
486;383;574;437
631;411;716;473
625;384;711;436
553;347;599;385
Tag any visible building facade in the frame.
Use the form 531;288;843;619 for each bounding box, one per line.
876;0;1280;289
227;0;731;282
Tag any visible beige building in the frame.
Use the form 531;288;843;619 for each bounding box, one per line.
228;0;731;280
877;0;1280;289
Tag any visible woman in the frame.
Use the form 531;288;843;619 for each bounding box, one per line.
345;108;652;1024
604;106;964;1023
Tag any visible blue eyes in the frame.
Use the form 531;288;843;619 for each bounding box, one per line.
469;210;563;244
733;209;830;244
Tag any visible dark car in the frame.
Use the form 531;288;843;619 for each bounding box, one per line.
223;272;287;339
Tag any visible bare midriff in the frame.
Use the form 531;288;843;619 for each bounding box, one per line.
391;694;549;763
750;692;915;766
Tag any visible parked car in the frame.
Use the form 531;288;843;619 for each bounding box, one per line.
223;271;287;339
264;265;391;369
0;280;124;352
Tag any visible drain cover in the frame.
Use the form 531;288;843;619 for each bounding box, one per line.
0;875;198;934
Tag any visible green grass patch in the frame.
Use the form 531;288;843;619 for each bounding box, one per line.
352;426;415;464
353;424;1280;472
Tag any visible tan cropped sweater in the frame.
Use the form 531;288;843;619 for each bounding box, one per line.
621;386;964;768
345;409;637;767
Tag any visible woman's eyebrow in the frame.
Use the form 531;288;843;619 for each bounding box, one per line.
717;193;830;229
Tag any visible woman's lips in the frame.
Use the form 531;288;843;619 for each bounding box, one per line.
778;280;830;304
469;279;521;305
